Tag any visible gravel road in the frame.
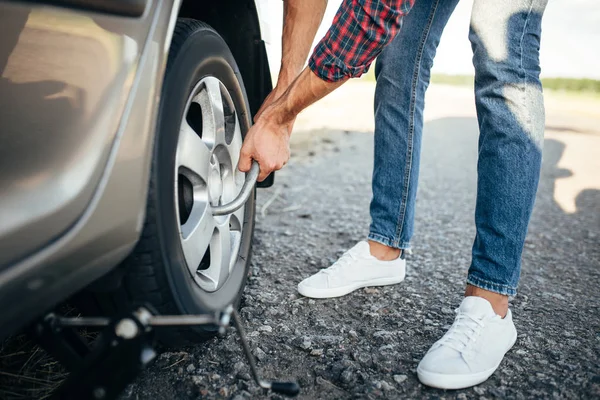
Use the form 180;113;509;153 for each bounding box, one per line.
125;105;600;399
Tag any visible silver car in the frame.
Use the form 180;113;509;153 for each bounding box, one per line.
0;0;275;346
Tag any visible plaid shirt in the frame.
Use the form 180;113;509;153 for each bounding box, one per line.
309;0;416;82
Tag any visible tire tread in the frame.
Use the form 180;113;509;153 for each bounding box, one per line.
82;19;254;347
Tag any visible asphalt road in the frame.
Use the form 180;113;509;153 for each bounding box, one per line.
126;88;600;399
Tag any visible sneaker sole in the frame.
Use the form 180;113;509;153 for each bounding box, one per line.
297;275;405;299
416;333;517;390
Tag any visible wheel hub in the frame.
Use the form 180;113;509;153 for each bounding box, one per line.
208;154;223;206
174;76;246;293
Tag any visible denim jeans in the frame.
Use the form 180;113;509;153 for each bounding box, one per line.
368;0;548;296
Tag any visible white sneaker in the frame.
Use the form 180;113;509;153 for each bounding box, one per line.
297;241;405;299
417;296;518;389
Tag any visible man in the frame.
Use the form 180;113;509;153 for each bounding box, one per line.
239;0;547;389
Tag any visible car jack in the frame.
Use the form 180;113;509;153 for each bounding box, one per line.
34;305;300;399
32;161;298;399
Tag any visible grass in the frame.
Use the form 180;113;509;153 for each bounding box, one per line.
430;74;474;87
361;68;600;96
0;335;68;400
429;74;600;95
0;305;96;399
541;77;600;94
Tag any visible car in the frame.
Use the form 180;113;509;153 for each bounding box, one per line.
0;0;276;346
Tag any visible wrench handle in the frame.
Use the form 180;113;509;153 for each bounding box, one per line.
212;160;260;216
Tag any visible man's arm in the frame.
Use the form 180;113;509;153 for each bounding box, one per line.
254;0;328;120
240;0;415;181
279;0;329;86
239;68;345;181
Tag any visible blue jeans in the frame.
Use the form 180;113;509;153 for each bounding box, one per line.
368;0;548;296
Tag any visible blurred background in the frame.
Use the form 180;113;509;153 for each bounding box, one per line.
261;0;600;80
256;0;600;217
0;2;597;399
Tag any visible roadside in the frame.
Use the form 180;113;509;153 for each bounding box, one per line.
125;81;599;399
294;79;600;135
293;80;600;216
1;80;598;400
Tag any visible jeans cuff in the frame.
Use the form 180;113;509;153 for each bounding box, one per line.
466;275;517;296
367;232;412;253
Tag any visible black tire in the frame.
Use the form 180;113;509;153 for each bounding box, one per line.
85;19;255;347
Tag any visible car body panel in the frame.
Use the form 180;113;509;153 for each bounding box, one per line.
253;0;281;84
0;0;274;340
0;0;179;338
0;3;159;268
17;0;148;17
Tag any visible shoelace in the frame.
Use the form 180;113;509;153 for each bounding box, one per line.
321;251;358;276
438;310;486;353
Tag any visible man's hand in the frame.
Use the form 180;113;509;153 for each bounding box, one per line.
238;0;328;181
239;74;297;181
238;68;346;181
238;105;293;182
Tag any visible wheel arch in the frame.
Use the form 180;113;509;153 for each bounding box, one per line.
176;0;275;188
177;0;272;119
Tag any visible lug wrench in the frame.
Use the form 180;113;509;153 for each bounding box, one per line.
54;305;299;397
212;160;260;216
49;161;300;398
47;161;300;399
230;308;299;396
212;161;299;395
213;161;299;395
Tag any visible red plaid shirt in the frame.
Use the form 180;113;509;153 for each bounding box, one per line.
309;0;416;82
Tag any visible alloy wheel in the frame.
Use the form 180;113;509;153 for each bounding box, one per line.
174;76;246;293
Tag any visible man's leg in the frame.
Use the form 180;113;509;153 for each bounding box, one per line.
417;0;548;389
368;0;459;260
297;0;459;299
467;0;548;314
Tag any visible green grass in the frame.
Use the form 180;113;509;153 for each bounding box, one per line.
361;69;600;95
430;74;475;87
541;77;600;94
431;74;600;94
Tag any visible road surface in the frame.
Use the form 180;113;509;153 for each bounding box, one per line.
126;82;600;399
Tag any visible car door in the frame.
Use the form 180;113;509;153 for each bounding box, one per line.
0;1;158;268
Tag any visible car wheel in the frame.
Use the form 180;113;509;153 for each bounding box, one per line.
88;19;255;346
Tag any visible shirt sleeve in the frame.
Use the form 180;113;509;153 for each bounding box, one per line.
309;0;416;82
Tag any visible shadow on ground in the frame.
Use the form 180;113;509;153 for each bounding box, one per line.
1;118;598;399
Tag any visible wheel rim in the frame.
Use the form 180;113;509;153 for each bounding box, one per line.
174;76;246;293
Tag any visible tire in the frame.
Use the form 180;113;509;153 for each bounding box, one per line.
85;19;256;347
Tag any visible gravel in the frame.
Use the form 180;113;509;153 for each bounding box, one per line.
124;123;600;399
